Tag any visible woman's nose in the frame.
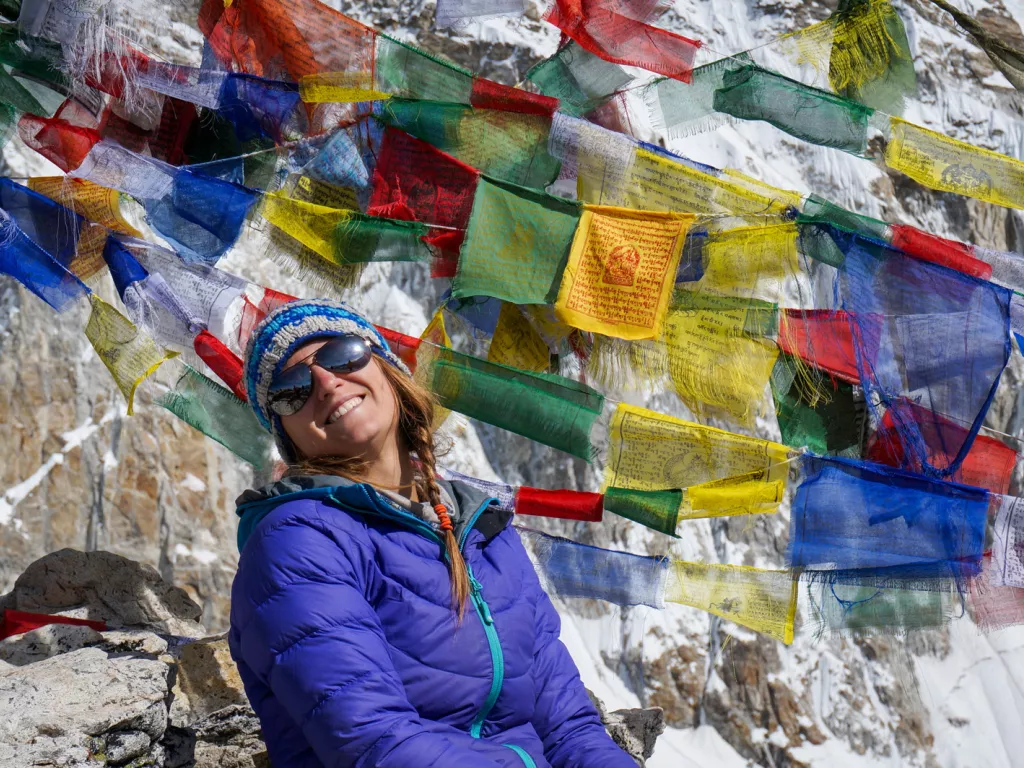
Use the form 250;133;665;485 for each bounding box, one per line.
310;364;340;399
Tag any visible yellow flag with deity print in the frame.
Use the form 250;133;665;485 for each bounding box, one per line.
554;206;693;340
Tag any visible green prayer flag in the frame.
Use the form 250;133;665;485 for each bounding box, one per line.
157;366;273;468
375;35;474;104
425;346;604;460
648;54;753;136
526;42;632;118
713;65;873;155
335;214;431;264
771;353;865;457
798;194;890;241
381;99;561;188
604;486;682;537
453;176;581;305
807;579;956;634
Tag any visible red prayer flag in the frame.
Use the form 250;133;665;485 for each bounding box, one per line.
470;78;559;117
367;128;481;279
18;113;100;172
237;288;297;349
545;0;700;82
0;609;107;641
194;330;247;401
866;399;1017;494
890;225;993;281
778;310;861;384
375;325;422;372
515;487;604;522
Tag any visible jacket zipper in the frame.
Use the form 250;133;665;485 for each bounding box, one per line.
503;744;538;768
329;489;508;743
467;564;504;738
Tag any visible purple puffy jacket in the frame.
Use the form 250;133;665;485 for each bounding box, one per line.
228;474;636;768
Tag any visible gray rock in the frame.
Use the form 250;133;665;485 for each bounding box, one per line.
0;646;171;767
164;704;269;768
1;549;204;637
588;690;665;766
0;624;104;666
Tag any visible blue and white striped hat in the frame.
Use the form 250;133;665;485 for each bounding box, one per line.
243;298;411;459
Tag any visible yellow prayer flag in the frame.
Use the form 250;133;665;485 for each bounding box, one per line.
554;207;693;340
694;223;800;302
580;148;795;217
720;169;803;211
28;176;142;238
85;295;177;415
488;302;551;373
885;117;1024;210
299;72;390;103
685;471;786;518
260;192;354;262
603;403;790;506
662;307;780;424
665;561;798;644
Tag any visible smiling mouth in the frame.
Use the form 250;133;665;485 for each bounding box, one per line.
326;395;365;425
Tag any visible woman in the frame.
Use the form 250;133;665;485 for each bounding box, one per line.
229;299;635;768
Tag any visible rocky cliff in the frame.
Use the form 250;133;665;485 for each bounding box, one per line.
2;0;1024;766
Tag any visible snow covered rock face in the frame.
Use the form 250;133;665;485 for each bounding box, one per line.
0;0;1023;766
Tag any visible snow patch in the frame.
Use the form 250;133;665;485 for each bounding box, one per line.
181;473;207;493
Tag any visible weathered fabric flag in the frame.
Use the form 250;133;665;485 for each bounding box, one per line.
544;0;700;82
885;117;1024;210
85;295;177;415
527;42;633;118
805;578;957;635
554;206;693;340
453;176;581;305
665;561;798;644
0;208;89;311
515;487;604;522
487;302;552;373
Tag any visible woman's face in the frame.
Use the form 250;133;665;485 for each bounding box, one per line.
278;339;399;460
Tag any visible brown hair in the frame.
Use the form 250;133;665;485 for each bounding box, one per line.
288;360;470;618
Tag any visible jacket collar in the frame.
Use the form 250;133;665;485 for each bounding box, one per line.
234;474;510;551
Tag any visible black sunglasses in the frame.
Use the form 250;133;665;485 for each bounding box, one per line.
267;335;374;417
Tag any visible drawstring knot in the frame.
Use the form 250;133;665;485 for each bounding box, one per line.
435;503;454;532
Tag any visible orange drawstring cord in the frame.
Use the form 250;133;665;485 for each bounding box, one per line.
434;503;454;532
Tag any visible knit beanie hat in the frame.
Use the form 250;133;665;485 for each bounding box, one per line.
243;298;411;460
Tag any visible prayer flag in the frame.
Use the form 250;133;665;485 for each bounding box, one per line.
515;487;604;522
487;302;551;373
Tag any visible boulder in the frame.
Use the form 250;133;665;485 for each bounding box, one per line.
0;549;204;637
589;690;666;766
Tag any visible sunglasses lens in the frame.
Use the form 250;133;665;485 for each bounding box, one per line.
266;336;374;418
268;365;313;417
316;335;373;375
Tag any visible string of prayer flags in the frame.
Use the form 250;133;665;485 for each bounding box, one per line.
261;191;431;266
665;561;798;644
830;225;1011;477
0;207;89;311
193;330;247;401
380;100;562;189
884;117;1024;211
713;65;874;155
515;487;604;522
603;404;790;529
788;455;988;582
865;399;1017;495
771;352;866;457
519;527;667;608
554;207;693;340
452;176;581;305
157;364;272;468
84;295;177;415
543;0;701;82
487;302;552;373
805;578;957;635
366;127;480;278
526;42;633;118
991;495;1024;588
422;344;605;461
434;0;526;29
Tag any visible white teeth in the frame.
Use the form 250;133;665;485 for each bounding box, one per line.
326;396;364;425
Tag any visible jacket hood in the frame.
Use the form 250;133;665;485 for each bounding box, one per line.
234;473;508;551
